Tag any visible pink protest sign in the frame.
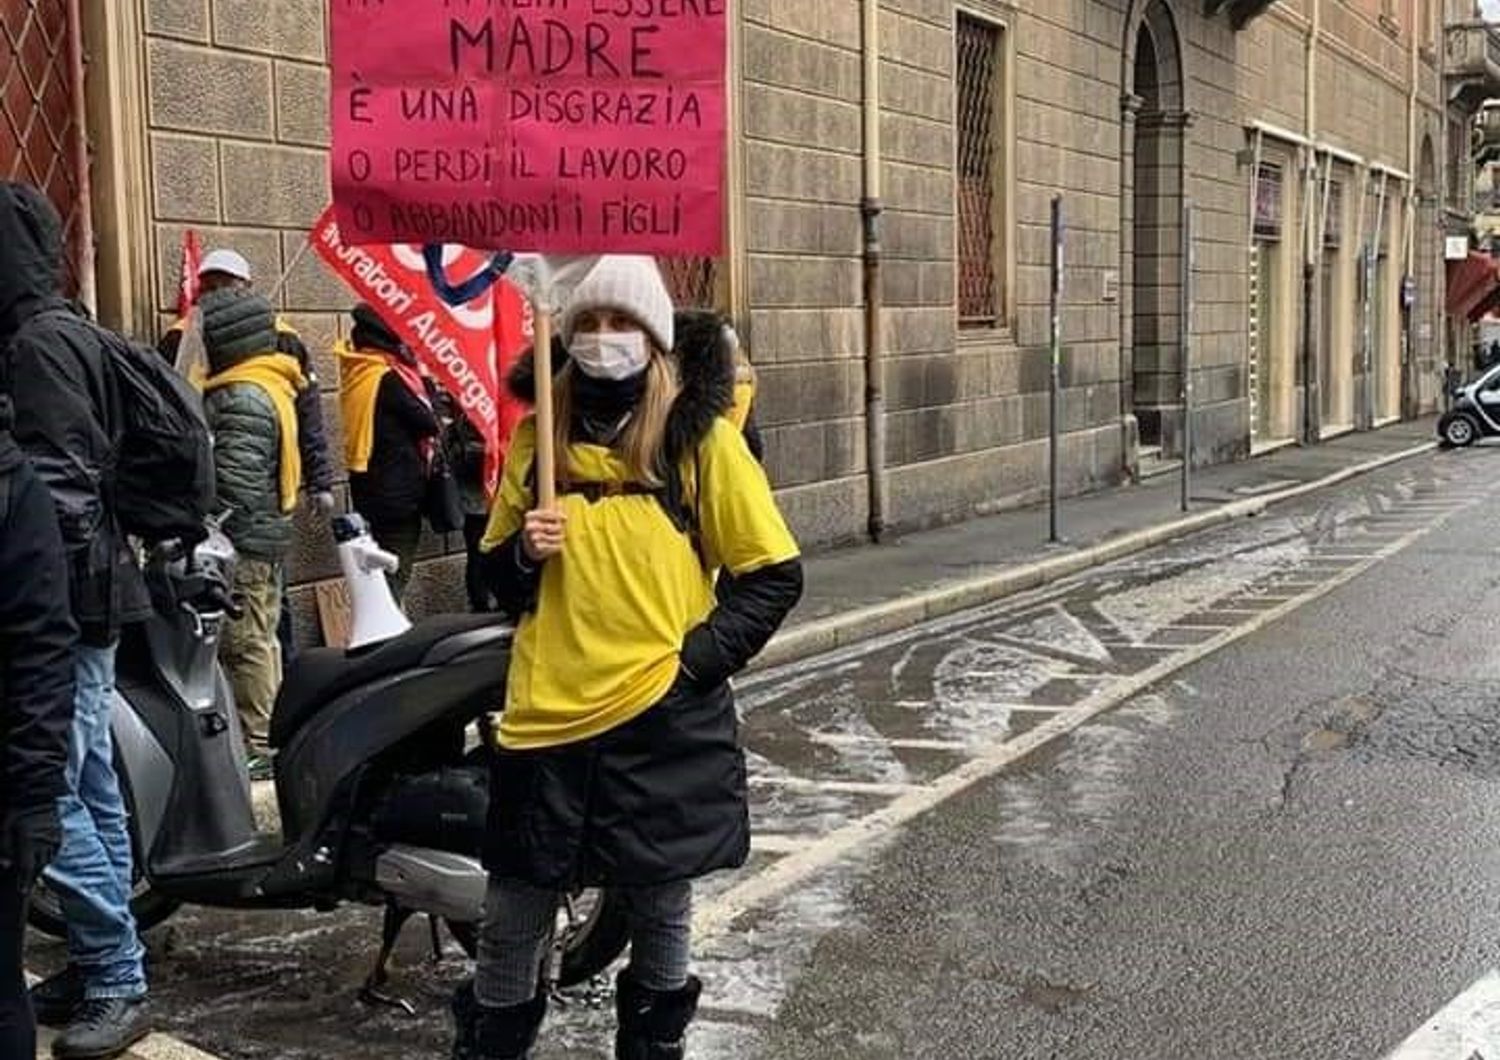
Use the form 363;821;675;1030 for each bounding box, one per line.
330;0;726;256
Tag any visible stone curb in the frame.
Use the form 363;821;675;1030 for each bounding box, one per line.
752;441;1439;673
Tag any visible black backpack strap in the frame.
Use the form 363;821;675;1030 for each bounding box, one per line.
523;449;711;572
662;447;708;572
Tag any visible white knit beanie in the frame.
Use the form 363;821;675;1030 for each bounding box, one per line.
560;255;675;353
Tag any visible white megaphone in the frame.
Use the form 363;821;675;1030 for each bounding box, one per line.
332;513;412;650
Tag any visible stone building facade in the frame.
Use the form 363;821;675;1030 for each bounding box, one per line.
5;0;1455;640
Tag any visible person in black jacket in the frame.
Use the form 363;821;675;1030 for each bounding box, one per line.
0;394;77;1059
454;257;803;1060
441;398;498;612
337;304;441;603
0;181;152;1059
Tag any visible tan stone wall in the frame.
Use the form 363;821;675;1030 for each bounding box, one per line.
90;0;1449;643
138;0;471;640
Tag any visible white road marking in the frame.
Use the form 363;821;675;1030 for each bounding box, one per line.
1384;970;1500;1059
751;834;817;855
696;505;1469;939
806;732;975;753
991;703;1080;714
749;776;920;797
1154;622;1238;630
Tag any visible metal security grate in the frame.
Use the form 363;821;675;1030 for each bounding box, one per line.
1;0;86;296
660;257;722;309
956;14;1000;326
1254;162;1283;240
1323;180;1342;248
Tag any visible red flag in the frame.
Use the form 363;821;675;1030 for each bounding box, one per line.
175;230;202;318
311;207;519;497
490;279;531;482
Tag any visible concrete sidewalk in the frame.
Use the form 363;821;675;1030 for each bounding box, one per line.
761;418;1440;669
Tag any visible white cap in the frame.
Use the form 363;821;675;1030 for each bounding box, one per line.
199;249;252;282
560;255;675;353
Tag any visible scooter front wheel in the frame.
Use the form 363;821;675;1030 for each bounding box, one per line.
446;886;630;988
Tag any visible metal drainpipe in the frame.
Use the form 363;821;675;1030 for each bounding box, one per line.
862;0;886;543
65;0;97;318
1300;0;1319;444
1403;0;1419;420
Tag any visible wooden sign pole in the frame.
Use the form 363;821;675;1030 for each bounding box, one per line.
531;293;557;510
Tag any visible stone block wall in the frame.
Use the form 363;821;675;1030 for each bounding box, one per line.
109;0;1448;647
140;0;470;643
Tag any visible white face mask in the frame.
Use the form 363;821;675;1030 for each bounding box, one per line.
570;331;649;381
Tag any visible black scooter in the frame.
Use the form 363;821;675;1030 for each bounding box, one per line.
29;524;627;1008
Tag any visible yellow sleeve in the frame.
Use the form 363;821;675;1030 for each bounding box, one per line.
696;419;799;576
480;417;536;551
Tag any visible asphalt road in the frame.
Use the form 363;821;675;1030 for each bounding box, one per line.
749;449;1500;1060
30;444;1500;1059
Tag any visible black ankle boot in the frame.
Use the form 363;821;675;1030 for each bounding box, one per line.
615;973;702;1060
451;980;546;1060
451;980;479;1060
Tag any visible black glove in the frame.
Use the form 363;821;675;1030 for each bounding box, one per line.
0;803;62;891
679;624;732;691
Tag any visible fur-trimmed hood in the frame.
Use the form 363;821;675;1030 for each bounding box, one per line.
507;308;737;465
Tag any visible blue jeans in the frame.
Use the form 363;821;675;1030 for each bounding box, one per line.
43;644;147;1000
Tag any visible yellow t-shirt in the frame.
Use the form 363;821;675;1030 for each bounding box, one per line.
481;416;799;750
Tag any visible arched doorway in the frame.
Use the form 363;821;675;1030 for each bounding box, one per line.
1412;135;1438;417
1121;0;1187;460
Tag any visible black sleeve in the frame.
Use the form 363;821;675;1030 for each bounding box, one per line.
480;530;543;617
8;333;108;551
680;558;803;687
294;383;334;493
277;330;335;493
0;461;78;809
379;374;442;439
741;409;766;463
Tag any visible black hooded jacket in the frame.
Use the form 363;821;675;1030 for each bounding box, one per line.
0;396;77;813
0;182;148;644
345;305;441;527
492;309;802;689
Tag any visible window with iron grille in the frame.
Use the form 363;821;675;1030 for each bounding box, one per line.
1;0;86;297
1254;162;1283;241
956;13;1005;327
1449;117;1467;208
1323;180;1342;249
659;256;722;310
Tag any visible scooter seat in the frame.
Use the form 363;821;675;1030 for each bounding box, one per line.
270;614;504;749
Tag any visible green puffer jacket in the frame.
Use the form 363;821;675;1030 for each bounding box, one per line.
204;382;292;562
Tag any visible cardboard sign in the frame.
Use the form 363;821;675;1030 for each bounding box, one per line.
314;579;354;650
312;207;529;495
329;0;726;255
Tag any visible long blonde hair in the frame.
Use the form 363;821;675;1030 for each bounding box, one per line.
553;349;681;487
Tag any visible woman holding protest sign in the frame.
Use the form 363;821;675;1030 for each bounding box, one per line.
453;256;802;1060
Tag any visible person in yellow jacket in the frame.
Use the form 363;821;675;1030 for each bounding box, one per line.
451;257;803;1060
197;288;304;772
160;249;334;666
336;304;441;602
